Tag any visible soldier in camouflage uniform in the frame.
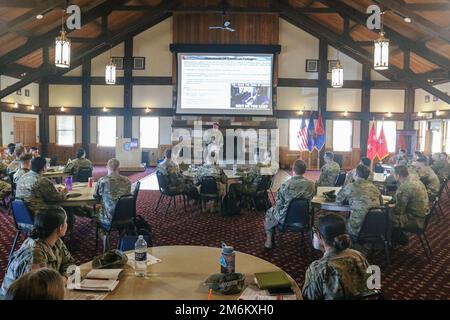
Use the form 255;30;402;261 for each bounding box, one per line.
194;152;227;198
264;159;315;249
391;149;409;166
431;152;450;183
7;145;25;175
390;165;429;245
157;148;193;194
15;157;67;214
0;208;73;296
64;148;93;178
4;143;16;164
415;157;440;202
336;165;383;237
302;214;371;300
13;153;32;183
343;156;374;186
317;151;341;187
94;158;132;229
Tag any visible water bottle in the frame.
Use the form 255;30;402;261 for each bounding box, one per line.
383;169;387;178
65;176;73;191
220;243;235;274
134;235;147;277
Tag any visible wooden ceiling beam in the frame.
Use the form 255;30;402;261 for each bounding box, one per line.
170;6;282;14
0;0;59;7
372;0;450;43
273;0;450;104
405;3;450;11
0;0;176;99
0;0;128;70
316;0;450;72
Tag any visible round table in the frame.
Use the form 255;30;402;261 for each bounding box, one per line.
72;245;302;300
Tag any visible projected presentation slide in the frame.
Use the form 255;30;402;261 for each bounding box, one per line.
177;53;273;115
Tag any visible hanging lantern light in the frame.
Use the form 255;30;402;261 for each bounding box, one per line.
374;12;389;70
331;58;344;88
55;10;70;68
105;48;116;85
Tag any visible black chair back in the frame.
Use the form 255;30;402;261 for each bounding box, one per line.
112;194;136;222
357;207;390;242
11;199;34;231
156;172;169;192
424;199;439;230
9;172;16;197
200;176;219;196
334;171;347;187
75;167;92;182
282;198;310;231
50;155;58;166
133;181;141;201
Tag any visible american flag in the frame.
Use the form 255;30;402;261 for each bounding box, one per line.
297;117;308;151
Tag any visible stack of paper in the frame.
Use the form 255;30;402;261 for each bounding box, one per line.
77;269;123;292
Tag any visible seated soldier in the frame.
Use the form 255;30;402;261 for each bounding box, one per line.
336;165;383;238
94;158;132;229
431;152;450;183
194;151;227;199
30;147;40;159
302;214;371;300
317;151;340;187
391;149;409;166
415;157;440;202
264;159;315;249
15;157;67;214
64;148;93;177
343;156;374;186
13;153;32;183
0;208;73;296
390;165;429;245
7;145;25;175
5;143;16;164
157;148;195;197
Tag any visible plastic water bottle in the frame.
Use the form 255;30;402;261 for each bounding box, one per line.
65;176;73;191
134;235;147;277
220;243;235;274
383;169;387;179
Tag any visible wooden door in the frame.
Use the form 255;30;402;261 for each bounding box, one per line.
14;117;37;147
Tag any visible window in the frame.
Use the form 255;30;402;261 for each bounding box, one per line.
289;118;309;151
56;116;75;146
140;117;159;148
431;121;442;153
97;116;116;147
376;121;396;153
332;120;352;152
417;121;427;152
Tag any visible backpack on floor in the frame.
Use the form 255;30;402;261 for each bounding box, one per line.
254;192;271;212
221;193;240;217
130;215;153;246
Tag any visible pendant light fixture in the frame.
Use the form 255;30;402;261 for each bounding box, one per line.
331;51;344;88
55;8;70;68
374;12;389;70
105;46;116;85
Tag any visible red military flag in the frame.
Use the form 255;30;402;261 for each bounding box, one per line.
314;111;325;151
367;122;378;160
377;124;389;160
297;117;309;151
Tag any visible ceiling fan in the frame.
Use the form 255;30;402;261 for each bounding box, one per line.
209;19;236;32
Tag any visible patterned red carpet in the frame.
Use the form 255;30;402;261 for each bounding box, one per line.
0;169;449;299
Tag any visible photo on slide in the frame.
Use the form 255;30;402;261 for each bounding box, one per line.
230;84;270;109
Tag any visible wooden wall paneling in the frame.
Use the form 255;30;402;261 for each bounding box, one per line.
47;143;81;164
88;144;116;165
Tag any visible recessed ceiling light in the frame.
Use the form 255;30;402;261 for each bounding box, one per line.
428;79;434;83
36;14;43;20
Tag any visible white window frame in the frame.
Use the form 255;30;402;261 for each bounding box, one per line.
56;115;75;146
332;120;352;152
140;117;159;149
97;116;117;147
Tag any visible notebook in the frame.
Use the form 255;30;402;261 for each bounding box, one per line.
254;271;292;290
76;269;123;292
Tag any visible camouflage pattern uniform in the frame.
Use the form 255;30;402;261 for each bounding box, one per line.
157;159;192;193
393;154;409;165
0;180;11;199
15;171;66;213
336;180;383;237
302;248;371;300
264;175;315;232
392;176;429;230
0;161;8;176
194;164;227;198
317;161;340;187
6;159;20;175
95;173;131;228
229;164;266;198
13;167;30;183
0;237;73;296
417;166;440;202
431;159;450;182
64;158;93;177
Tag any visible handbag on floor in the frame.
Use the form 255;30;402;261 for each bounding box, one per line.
221;193;240;217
